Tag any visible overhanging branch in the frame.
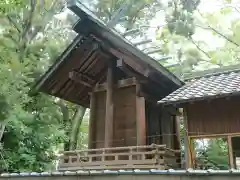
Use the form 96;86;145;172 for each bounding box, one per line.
196;10;240;47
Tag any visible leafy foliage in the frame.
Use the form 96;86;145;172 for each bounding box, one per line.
0;0;76;172
195;138;229;170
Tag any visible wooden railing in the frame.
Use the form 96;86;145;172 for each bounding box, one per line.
58;144;180;171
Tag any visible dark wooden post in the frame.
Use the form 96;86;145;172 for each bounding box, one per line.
228;136;234;169
136;82;146;146
183;108;192;169
175;115;181;148
88;92;96;149
104;60;114;148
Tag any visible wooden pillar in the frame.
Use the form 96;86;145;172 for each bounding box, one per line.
183;108;191;169
88;92;96;149
228;136;234;169
136;82;146;146
189;137;195;168
175;115;181;149
104;60;114;148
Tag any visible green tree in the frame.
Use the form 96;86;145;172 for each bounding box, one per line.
0;0;77;172
195;138;229;170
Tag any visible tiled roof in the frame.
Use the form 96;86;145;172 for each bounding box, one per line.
1;169;240;177
159;71;240;105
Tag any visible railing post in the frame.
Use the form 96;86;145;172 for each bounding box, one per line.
77;152;80;163
129;147;133;161
154;147;158;164
102;149;106;161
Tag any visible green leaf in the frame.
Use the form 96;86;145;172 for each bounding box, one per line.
224;0;232;3
220;7;232;15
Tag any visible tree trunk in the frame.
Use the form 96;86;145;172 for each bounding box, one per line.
0;123;6;141
57;100;71;151
69;106;86;150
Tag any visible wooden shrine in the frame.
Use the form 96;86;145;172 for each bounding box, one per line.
159;68;240;169
32;1;183;170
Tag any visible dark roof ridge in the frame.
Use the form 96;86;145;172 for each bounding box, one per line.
184;64;240;81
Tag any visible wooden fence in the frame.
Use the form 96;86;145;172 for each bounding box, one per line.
58;144;180;171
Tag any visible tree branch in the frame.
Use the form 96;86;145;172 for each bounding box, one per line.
196;24;240;47
4;33;18;44
6;15;21;33
28;0;60;42
221;4;240;14
196;10;240;47
21;0;37;41
189;37;211;58
19;0;37;62
56;100;69;122
19;0;62;62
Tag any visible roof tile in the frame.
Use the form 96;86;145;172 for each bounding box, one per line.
159;71;240;105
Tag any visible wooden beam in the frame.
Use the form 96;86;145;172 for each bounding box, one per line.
164;107;181;116
228;136;234;169
88;92;96;149
116;58;172;93
189;133;240;139
94;78;137;92
69;71;93;87
104;60;114;148
139;91;158;103
117;58;149;78
136;82;146;146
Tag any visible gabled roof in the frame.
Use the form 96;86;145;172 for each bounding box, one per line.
158;70;240;105
31;1;183;107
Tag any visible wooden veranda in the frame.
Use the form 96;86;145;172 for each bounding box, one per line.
59;144;180;171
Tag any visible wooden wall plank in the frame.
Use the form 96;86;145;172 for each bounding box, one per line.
113;86;137;147
94;92;106;149
187;97;240;136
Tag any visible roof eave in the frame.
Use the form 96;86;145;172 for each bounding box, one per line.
158;91;240;106
29;35;83;96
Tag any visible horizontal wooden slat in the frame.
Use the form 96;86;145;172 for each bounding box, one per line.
94;78;137;92
60;159;162;167
58;164;166;171
61;144;166;154
62;150;163;159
